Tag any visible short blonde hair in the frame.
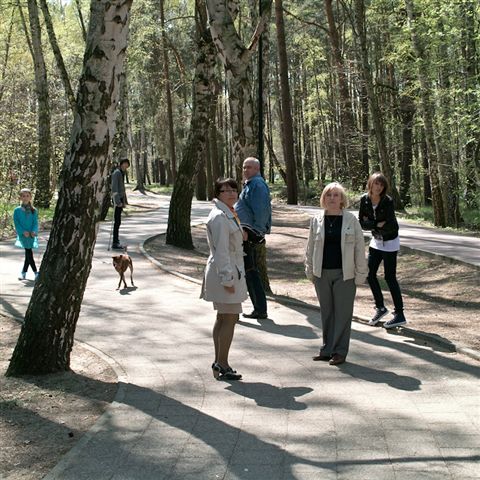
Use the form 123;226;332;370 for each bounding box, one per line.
320;182;349;209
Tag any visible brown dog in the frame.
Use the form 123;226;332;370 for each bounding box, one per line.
112;254;134;290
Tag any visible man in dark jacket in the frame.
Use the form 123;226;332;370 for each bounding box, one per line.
111;158;130;249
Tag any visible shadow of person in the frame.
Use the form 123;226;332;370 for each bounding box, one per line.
237;318;319;340
119;286;138;295
224;382;313;410
338;362;422;391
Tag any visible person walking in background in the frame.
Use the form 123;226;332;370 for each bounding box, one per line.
235;157;272;320
305;182;367;366
13;188;39;281
201;178;248;381
111;158;130;249
359;172;407;329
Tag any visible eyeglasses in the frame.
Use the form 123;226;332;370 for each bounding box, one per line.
219;189;237;193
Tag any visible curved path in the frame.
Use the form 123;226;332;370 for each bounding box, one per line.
1;193;479;480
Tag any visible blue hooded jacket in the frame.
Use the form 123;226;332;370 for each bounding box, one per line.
13;206;39;249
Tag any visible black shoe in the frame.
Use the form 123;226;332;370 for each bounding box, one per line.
368;307;388;326
221;367;242;381
243;311;268;319
212;363;242;380
111;243;124;250
312;353;331;361
383;311;407;329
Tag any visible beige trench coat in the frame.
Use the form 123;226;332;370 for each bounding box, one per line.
201;200;248;304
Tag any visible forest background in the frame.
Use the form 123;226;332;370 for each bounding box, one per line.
0;0;479;232
0;0;479;376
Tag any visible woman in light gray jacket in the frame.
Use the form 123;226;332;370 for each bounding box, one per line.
305;182;368;365
201;178;248;380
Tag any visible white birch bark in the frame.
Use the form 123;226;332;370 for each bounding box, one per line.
206;0;272;171
8;0;133;376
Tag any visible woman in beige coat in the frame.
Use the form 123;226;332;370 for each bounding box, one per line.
305;182;368;365
201;178;248;380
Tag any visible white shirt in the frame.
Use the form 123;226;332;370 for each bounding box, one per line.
369;204;400;252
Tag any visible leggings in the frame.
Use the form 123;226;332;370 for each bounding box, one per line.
367;247;403;312
23;248;37;273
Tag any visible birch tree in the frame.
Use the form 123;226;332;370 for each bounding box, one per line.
27;0;52;208
206;0;272;172
7;0;133;376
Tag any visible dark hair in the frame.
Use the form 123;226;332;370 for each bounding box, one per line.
119;158;130;166
214;178;238;198
367;172;389;198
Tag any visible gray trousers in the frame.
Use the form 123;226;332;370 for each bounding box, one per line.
314;269;356;357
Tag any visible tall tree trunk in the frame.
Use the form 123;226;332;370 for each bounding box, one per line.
38;0;76;112
353;0;401;205
160;0;177;181
74;0;87;42
274;0;297;203
166;0;218;248
324;0;362;188
0;7;15;105
17;1;34;59
27;0;52;209
134;131;145;192
7;0;132;376
405;0;445;226
461;0;479;209
301;67;314;185
207;0;272;172
436;19;461;226
399;90;415;206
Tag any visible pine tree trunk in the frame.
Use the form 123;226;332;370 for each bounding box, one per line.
160;0;177;181
274;0;297;203
353;0;401;205
399;90;415;206
461;0;478;209
27;0;52;209
38;0;76;112
405;0;445;226
324;0;362;189
7;0;133;376
0;7;15;104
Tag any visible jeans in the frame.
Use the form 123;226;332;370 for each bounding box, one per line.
113;205;123;245
367;247;404;312
243;241;267;315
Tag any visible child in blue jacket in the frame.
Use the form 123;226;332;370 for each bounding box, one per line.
13;188;39;280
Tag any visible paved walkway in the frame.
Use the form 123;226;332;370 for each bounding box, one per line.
1;193;479;479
